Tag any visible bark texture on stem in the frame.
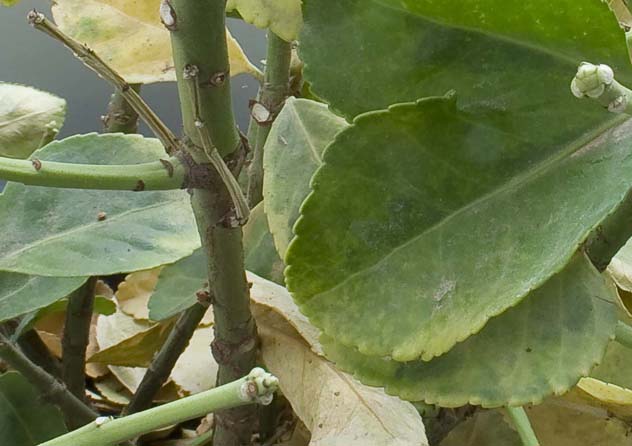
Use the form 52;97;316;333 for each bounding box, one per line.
61;277;97;400
168;1;259;445
247;31;292;208
123;299;210;415
0;331;97;429
103;85;141;134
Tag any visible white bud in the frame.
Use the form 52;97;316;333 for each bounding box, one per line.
596;64;614;85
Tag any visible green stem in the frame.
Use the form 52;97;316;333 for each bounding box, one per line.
62;277;96;400
505;407;540;446
615;321;632;348
38;368;279;446
584;186;632;271
123;298;211;415
0;332;98;429
167;1;260;444
18;329;62;379
103;86;141;134
0;155;186;190
246;31;292;208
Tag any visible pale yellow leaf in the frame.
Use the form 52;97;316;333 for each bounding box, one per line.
576;378;632;420
94;374;133;406
524;397;632;445
248;271;321;353
90;318;174;367
255;306;428;446
52;0;260;84
226;0;303;42
170;326;217;396
116;268;162;320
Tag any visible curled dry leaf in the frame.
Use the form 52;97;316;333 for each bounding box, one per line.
116;268;163;320
253;298;427;446
52;0;260;84
96;307;216;396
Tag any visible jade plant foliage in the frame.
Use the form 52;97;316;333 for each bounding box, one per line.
5;0;632;445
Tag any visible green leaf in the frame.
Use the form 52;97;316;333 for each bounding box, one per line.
0;0;21;7
285;96;632;361
0;372;67;446
0;273;86;322
263;98;348;257
243;202;285;284
589;339;632;390
0;83;65;159
148;249;207;322
300;0;628;119
149;205;284;321
226;0;303;41
320;254;617;407
0;133;199;276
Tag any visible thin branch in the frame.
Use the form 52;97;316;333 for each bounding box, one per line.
505;407;540;446
103;86;141;134
246;31;292;208
39;368;279;446
183;64;250;223
18;329;63;379
62;277;97;400
0;154;186;191
0;331;98;429
123;297;211;415
27;10;179;154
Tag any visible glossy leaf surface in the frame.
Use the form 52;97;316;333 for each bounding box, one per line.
320;254;617;407
0;134;199;276
285;95;632;361
0;83;65;159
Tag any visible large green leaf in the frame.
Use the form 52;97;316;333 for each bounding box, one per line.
0;133;199;276
0;83;65;159
263;98;348;257
320;253;617;407
0;273;86;322
300;0;628;119
0;372;67;446
285;96;632;361
149;205;283;320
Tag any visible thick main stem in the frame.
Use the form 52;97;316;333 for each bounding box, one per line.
168;2;259;444
38;368;279;446
103;86;141;134
62;277;97;400
0;332;98;429
0;155;186;190
246;32;292;207
123;299;210;415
